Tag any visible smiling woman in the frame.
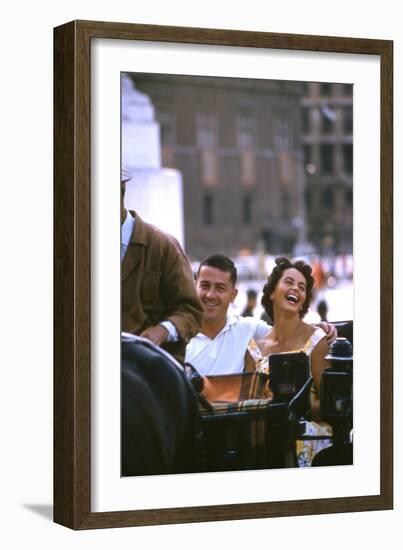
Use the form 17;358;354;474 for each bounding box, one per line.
253;256;332;466
261;257;315;322
257;257;327;391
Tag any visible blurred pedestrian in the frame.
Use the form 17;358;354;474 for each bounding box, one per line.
241;289;258;317
260;310;273;324
311;257;326;291
317;299;328;322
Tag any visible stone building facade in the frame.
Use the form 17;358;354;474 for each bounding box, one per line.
130;73;307;260
128;74;353;260
301;82;353;254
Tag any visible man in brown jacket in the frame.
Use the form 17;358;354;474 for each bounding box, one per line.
121;169;203;362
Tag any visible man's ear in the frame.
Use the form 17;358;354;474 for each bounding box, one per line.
231;288;238;302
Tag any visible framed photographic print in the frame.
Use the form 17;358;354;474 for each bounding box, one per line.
54;20;393;529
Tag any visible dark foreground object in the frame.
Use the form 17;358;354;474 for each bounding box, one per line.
312;443;353;466
121;335;200;476
122;329;354;475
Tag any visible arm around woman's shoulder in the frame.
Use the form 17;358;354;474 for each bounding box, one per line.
311;335;329;395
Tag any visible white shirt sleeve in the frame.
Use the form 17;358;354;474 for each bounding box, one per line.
253;319;272;339
160;320;179;342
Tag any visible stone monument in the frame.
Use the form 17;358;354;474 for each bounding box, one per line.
121;74;185;246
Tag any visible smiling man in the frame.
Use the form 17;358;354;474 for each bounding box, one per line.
185;254;336;376
185;254;271;375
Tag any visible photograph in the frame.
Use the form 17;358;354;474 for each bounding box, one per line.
120;71;354;476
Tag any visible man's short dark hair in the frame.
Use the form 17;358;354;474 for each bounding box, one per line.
246;289;257;300
197;254;237;286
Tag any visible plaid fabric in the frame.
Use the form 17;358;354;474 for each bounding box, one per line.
200;397;272;466
239;373;271;401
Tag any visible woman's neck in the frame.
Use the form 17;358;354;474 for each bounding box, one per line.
271;311;304;345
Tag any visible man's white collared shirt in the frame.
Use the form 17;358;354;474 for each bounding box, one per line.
121;210;135;260
185;314;271;375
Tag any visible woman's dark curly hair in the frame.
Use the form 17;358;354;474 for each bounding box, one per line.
261;257;315;321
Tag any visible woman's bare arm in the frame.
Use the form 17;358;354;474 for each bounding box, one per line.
310;336;329;421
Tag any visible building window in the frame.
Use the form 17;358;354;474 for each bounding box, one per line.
321;113;333;134
343;144;353;174
343;106;353;134
281;190;290;218
156;109;175;146
320;83;332;96
343;84;353;96
203;194;214;225
196;110;217;148
236;111;255;149
321;105;336;134
304;145;317;175
301;107;310;134
322;188;334;209
304;145;312;165
304;188;312;210
240;151;255;186
320;144;334;174
300;82;309;96
274;115;291;150
200;150;217;186
242;194;252;225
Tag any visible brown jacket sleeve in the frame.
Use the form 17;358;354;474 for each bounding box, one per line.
159;234;204;343
121;212;203;355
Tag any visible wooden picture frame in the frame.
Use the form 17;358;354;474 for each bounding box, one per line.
54;19;393;529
